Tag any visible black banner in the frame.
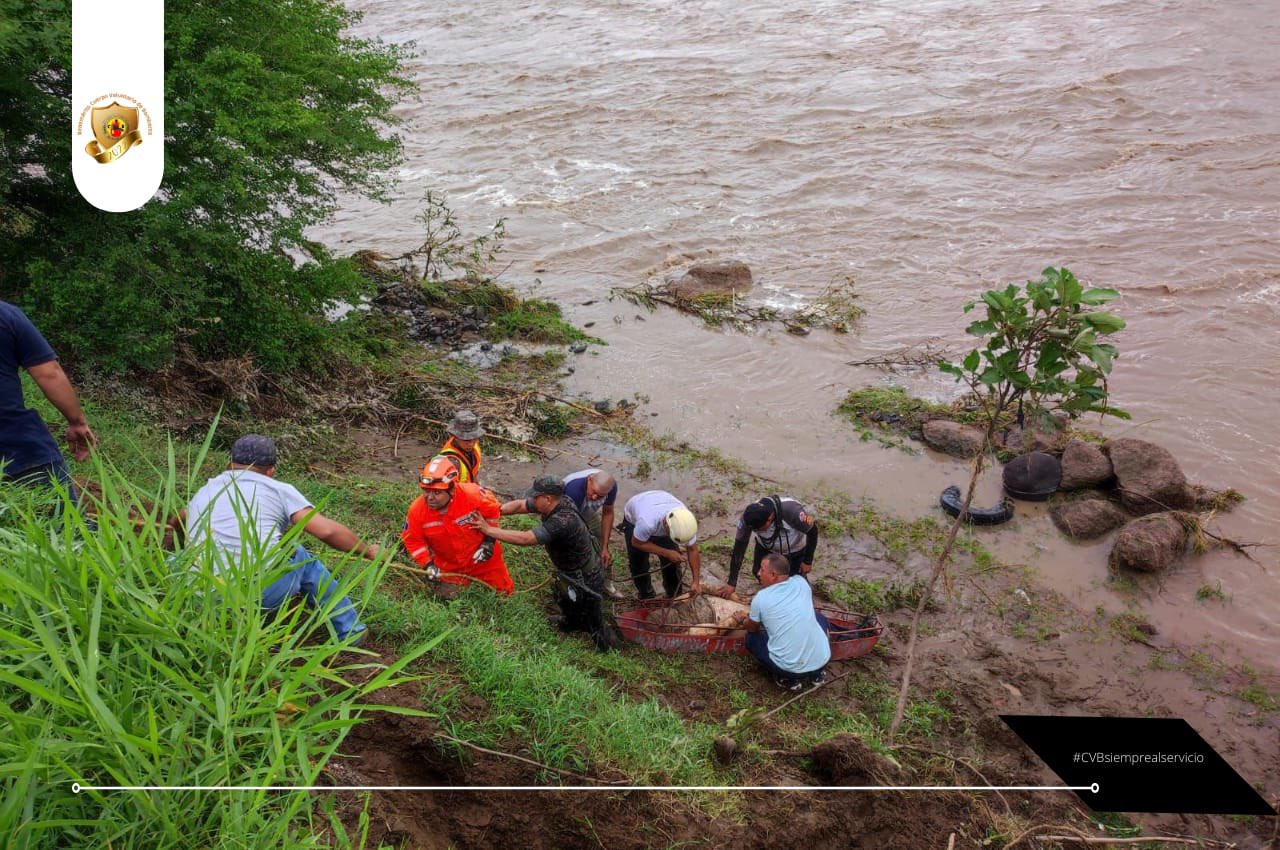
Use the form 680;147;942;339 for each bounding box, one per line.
1000;715;1275;814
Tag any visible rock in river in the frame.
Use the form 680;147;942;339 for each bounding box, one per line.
921;420;985;458
1103;438;1194;515
1059;439;1114;490
1050;499;1129;540
1109;512;1189;572
669;260;753;301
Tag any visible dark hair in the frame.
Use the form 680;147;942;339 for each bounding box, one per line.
742;500;773;529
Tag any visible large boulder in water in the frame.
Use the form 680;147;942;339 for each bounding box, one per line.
1109;512;1189;572
922;420;985;458
1059;439;1114;490
1051;499;1129;540
669;261;753;301
1103;438;1194;515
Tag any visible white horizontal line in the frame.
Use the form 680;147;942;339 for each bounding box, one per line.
74;783;1098;794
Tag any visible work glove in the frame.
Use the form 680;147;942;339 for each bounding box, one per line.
472;539;495;564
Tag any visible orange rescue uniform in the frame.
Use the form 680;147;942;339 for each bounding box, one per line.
401;483;513;595
436;436;482;484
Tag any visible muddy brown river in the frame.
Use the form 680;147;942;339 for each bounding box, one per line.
320;0;1280;672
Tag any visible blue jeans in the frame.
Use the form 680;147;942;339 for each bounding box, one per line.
260;545;364;641
4;459;80;509
745;611;830;678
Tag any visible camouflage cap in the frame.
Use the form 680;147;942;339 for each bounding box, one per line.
447;410;484;440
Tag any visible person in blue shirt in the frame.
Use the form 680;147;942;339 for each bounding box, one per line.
725;552;831;691
1;301;96;500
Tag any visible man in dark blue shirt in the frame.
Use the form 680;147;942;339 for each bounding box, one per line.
1;301;97;497
562;468;618;568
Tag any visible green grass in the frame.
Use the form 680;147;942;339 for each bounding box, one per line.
486;297;600;345
819;576;928;614
1194;581;1227;603
22;402;728;784
774;676;955;753
816;496;999;574
0;441;438;849
361;578;724;784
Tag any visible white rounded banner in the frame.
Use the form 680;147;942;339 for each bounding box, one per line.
71;0;164;212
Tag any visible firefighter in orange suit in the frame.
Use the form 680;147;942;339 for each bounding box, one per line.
400;456;513;595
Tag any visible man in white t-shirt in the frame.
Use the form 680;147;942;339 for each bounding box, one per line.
184;434;381;644
726;553;830;691
620;490;701;598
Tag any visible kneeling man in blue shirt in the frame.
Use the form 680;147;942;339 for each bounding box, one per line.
731;553;830;690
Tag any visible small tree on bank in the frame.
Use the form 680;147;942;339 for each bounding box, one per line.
888;267;1127;743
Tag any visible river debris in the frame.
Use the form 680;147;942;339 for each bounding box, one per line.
846;339;952;372
612;273;862;334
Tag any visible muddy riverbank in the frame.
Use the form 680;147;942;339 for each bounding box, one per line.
313;420;1279;848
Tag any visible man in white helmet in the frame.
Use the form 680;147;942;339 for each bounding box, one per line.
620;490;702;598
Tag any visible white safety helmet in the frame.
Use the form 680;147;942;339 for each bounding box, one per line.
665;507;698;545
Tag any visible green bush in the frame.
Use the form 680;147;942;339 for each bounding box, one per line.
1;0;410;373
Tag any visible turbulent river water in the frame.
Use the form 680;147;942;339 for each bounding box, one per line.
320;0;1280;671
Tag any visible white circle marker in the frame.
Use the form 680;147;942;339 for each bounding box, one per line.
1090;783;1100;794
72;783;81;794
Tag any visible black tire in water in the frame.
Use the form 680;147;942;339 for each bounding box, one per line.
938;484;1015;526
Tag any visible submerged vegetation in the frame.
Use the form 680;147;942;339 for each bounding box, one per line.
612;274;863;334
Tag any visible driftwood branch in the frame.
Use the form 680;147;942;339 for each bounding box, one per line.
846;340;951;370
888;442;991;744
893;743;1011;816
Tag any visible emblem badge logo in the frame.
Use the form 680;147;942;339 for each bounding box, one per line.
84;100;144;163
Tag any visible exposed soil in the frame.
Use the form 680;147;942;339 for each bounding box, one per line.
318;426;1279;849
328;642;1025;850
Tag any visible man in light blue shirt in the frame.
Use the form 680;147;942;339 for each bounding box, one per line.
730;553;830;690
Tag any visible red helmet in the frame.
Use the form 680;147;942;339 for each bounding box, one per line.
419;456;459;491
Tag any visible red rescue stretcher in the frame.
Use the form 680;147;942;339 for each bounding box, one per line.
614;597;883;658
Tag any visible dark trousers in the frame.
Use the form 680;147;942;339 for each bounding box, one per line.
621;520;682;599
750;543;806;582
3;459;80;512
555;567;613;651
745;611;831;677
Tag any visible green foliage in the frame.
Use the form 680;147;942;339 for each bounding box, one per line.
823;576;927;614
488;297;596;344
1195;581;1227;603
939;267;1128;424
531;401;573;438
0;441;442;849
1;0;411;373
835;385;956;452
836;385;954;424
411;191;508;284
